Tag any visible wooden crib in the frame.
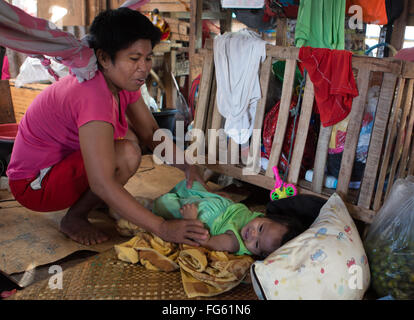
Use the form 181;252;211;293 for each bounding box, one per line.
191;45;414;224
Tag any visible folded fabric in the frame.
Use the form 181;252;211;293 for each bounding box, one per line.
115;231;180;272
114;227;253;298
299;46;359;127
179;248;254;298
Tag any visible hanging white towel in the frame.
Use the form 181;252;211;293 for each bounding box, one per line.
213;29;266;145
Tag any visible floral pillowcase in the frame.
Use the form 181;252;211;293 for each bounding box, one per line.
251;193;371;300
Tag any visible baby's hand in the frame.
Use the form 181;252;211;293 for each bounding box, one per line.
180;203;198;220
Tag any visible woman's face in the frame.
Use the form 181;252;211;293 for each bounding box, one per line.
100;39;153;94
241;217;288;257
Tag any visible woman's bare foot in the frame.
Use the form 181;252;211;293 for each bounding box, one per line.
180;203;198;220
60;214;110;246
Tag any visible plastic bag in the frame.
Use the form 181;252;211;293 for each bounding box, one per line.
364;176;414;299
15;56;69;87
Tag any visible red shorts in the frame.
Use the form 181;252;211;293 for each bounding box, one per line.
9;150;90;212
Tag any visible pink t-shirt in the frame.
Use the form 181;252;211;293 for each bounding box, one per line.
7;70;140;180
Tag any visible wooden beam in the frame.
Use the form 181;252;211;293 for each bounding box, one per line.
357;73;398;209
0;80;16;124
220;9;232;34
171;11;231;20
189;0;203;98
390;0;409;51
336;68;371;197
373;77;406;211
265;59;296;177
288;73;314;184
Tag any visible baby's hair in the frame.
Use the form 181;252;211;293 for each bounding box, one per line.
265;212;306;247
265;194;327;248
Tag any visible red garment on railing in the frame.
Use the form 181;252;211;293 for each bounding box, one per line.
298;46;359;127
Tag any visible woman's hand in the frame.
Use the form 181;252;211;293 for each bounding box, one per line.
185;164;209;190
159;219;209;246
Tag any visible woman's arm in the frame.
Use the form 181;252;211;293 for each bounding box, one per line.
126;97;208;189
78;120;208;245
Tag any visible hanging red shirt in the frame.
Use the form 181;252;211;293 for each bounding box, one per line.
298;46;359;127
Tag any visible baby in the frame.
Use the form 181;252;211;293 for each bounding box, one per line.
152;179;304;257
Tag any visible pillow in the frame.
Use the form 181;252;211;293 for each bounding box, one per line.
250;193;370;300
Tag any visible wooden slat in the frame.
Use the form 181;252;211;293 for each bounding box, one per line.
397;85;414;178
408;137;414;176
311;125;333;193
373;77;406;211
385;79;414;199
245;56;273;175
352;57;402;74
288;73;314;184
193;51;213;133
298;186;376;224
266;45;300;60
265;59;296;177
358;73;398;209
228;137;240;166
0;80;16;124
336;69;371;196
207;89;224;165
201;164;275;191
204;76;216;150
140;2;190;12
401;60;414;78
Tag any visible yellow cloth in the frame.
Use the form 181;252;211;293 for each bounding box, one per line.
114;230;180;272
114;224;253;298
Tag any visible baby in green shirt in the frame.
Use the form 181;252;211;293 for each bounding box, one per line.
153;179;307;258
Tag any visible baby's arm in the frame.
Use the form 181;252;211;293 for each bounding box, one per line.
179;204;239;253
179;203;199;220
198;231;239;253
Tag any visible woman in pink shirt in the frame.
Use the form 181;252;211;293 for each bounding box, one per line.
7;8;209;246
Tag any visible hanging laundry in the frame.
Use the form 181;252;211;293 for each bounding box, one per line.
395;47;414;62
0;0;148;83
298;46;359;127
214;29;266;144
346;0;404;26
295;0;346;50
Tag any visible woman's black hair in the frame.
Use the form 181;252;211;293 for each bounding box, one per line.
88;7;161;63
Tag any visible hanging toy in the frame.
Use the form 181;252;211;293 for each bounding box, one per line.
270;166;297;201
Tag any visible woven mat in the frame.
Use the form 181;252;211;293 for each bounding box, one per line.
7;248;258;300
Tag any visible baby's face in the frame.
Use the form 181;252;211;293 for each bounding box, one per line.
241;217;288;257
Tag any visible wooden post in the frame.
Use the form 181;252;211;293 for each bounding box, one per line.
220;9;232;34
0;80;16;124
276;18;288;46
390;0;408;52
163;51;177;109
189;0;203;98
